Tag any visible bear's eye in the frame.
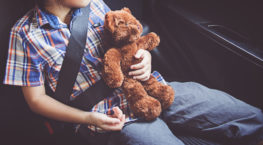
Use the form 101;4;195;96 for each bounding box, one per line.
118;21;125;25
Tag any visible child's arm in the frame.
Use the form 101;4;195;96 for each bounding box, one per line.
22;85;125;131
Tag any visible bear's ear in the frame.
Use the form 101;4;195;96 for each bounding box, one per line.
105;12;115;33
122;7;132;14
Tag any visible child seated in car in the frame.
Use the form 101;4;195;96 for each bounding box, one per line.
3;0;263;144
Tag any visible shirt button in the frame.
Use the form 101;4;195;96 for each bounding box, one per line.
93;23;101;28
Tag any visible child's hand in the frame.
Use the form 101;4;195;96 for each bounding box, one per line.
129;49;152;81
88;107;125;131
111;106;125;120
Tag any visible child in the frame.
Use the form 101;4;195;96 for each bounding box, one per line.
4;0;263;144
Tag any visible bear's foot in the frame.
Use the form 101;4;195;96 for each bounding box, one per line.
143;76;175;110
129;96;161;121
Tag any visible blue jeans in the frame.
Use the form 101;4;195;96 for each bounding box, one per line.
80;82;263;145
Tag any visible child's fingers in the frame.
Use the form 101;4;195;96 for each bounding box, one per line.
113;107;123;119
131;50;151;70
134;49;144;59
130;62;145;70
102;115;121;124
121;114;126;122
133;72;150;81
130;65;151;81
129;67;146;76
103;115;126;131
130;54;147;70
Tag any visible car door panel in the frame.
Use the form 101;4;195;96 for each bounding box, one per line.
147;0;263;109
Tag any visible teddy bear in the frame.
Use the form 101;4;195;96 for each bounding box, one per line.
102;7;175;121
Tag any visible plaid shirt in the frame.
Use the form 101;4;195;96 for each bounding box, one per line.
3;0;166;132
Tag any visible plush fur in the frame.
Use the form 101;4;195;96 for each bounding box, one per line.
102;8;175;121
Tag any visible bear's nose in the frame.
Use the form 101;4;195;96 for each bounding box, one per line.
137;25;140;30
131;28;137;34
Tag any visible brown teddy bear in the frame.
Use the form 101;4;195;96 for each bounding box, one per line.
102;7;175;121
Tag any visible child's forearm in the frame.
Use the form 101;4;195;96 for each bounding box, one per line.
31;94;92;124
22;85;125;131
22;86;92;124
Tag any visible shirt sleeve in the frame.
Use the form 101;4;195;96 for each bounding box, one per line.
3;28;44;87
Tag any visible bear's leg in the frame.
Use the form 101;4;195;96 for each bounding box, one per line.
142;76;175;110
122;78;161;121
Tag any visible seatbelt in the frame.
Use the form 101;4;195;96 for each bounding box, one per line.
53;3;113;111
42;2;113;136
54;4;91;104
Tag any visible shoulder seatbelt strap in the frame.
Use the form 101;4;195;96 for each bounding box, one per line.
54;4;91;104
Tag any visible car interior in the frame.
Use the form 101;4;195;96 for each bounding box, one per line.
1;0;262;145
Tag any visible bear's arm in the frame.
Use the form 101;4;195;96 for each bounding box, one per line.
136;32;160;51
102;48;124;88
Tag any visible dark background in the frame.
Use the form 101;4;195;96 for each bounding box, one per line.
0;1;36;145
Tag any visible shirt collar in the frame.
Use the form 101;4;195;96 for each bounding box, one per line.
35;6;82;29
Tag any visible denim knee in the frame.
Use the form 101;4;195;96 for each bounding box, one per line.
107;118;185;145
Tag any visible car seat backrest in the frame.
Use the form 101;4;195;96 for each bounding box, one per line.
104;0;143;20
0;0;34;83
